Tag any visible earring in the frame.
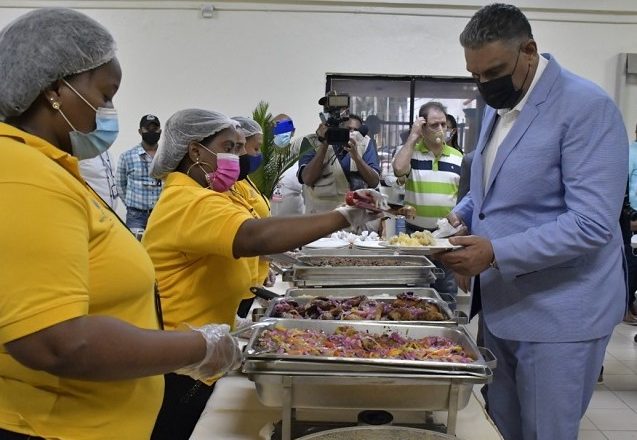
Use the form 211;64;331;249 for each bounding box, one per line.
51;101;60;110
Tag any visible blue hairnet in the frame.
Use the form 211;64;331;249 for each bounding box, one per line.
232;116;263;137
150;108;239;179
0;8;116;118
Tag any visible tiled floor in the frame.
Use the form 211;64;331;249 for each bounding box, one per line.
459;291;637;440
583;322;637;440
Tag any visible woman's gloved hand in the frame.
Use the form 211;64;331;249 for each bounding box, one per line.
334;206;378;227
344;188;389;210
175;323;242;381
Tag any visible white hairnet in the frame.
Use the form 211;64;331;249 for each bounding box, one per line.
151;108;239;179
232;116;263;138
0;8;116;118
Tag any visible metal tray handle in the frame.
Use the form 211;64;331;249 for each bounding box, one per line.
478;346;497;369
453;310;469;325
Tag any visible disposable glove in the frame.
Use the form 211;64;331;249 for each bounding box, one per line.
344;188;389;210
335;206;381;228
175;323;242;381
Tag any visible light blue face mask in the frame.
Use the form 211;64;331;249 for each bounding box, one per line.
56;79;119;160
273;132;292;148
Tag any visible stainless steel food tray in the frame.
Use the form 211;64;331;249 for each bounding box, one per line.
297;426;458;440
286;287;457;313
289;255;438;287
242;320;495;439
285;286;442;301
261;295;462;327
244;320;492;374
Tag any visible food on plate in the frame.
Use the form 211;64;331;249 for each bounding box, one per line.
330;230;379;244
388;230;436;247
270;292;446;321
255;325;474;363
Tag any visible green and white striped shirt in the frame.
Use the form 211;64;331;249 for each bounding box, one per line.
401;142;463;229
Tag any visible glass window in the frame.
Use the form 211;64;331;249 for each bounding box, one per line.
328;74;482;180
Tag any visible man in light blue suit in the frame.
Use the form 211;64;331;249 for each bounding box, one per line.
439;4;629;440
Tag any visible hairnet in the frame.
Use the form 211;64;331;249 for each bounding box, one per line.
151;108;239;179
0;8;116;118
232;116;263;138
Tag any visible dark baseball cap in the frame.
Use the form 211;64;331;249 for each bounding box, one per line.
139;114;160;129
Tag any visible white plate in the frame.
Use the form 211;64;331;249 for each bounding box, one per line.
378;238;462;254
352;239;383;249
303;237;349;249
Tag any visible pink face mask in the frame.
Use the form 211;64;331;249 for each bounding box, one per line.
205;152;240;192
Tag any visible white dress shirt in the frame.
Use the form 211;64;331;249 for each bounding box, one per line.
483;55;549;190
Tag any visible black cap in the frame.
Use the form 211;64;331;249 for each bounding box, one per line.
140;114;160;129
318;96;327;106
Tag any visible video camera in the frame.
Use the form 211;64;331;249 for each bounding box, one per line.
318;93;351;145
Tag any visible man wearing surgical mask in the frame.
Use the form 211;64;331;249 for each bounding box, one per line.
392;101;463;296
116;114;163;231
270;114;307;216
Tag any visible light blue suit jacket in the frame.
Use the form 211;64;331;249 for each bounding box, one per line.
455;54;628;342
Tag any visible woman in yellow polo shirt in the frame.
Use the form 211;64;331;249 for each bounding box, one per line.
0;9;240;440
232;116;274;318
144;108;383;440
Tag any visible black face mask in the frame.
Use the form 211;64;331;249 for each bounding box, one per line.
141;131;161;145
237;153;264;181
476;50;530;109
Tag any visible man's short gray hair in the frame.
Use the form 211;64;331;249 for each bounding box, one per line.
459;3;533;50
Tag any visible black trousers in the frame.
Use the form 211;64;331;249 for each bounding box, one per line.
151;373;215;440
0;428;44;439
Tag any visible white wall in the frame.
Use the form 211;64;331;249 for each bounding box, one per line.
2;0;637;161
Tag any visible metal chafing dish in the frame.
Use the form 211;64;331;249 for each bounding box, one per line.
285;286;442;300
296;426;458;440
286;254;439;287
242;320;495;439
261;293;466;327
286;287;458;313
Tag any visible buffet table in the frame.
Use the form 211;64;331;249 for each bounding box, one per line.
189;373;503;439
190;273;503;439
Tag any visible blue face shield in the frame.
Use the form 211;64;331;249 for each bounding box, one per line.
57;79;119;160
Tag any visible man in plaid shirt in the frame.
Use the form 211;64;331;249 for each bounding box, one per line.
116;114;163;230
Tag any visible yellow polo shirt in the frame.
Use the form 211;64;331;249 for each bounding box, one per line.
234;177;271;294
143;172;255;331
0;123;163;439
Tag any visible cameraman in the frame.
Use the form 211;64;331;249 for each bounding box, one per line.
298;114;380;214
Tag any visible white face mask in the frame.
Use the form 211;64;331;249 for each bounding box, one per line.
273;132;292;148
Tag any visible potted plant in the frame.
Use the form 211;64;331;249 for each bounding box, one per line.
248;101;311;198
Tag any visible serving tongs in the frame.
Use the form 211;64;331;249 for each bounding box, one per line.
249;286;283;301
345;191;416;219
266;252;316;267
230;319;277;337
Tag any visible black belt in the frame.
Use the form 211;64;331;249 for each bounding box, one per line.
0;427;44;440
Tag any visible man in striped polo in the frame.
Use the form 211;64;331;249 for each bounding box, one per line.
392;101;463;295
